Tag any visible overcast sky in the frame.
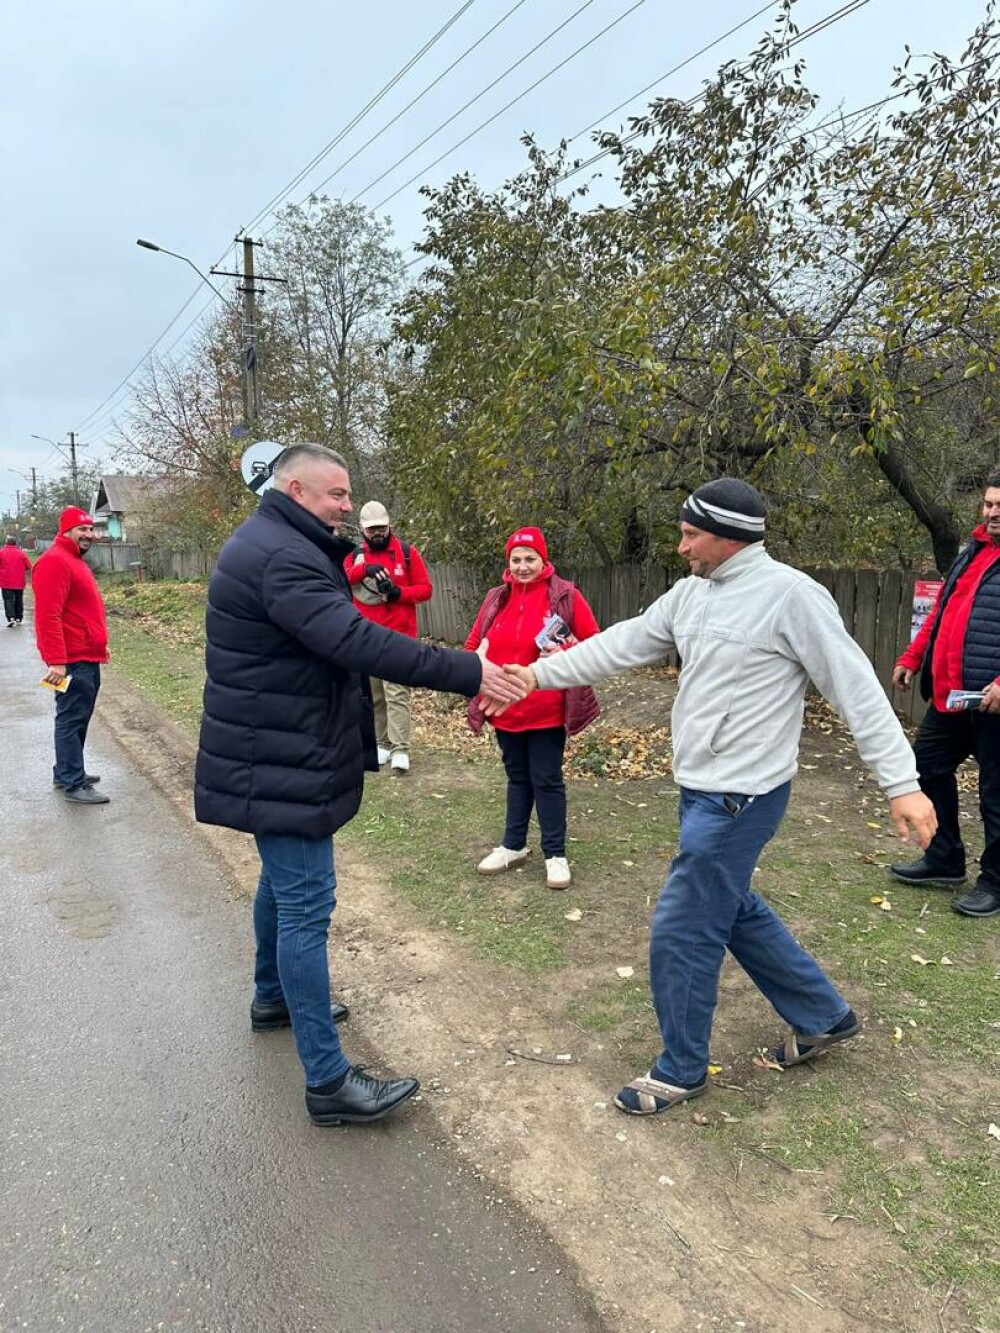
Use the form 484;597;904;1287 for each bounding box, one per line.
0;0;989;512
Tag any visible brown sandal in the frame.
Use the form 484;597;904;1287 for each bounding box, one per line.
614;1071;708;1116
769;1018;861;1070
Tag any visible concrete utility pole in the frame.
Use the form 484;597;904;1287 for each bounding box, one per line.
242;236;261;434
30;468;38;512
67;432;81;506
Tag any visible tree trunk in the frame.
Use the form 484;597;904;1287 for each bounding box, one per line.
874;441;962;573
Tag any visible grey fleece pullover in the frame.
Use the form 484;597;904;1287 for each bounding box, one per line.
533;544;919;798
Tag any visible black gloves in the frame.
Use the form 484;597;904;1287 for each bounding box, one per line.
362;563;383;578
372;570;402;602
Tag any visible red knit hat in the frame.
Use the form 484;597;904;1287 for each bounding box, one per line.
505;527;548;562
59;506;95;535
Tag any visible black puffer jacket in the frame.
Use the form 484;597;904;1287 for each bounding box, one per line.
194;490;480;838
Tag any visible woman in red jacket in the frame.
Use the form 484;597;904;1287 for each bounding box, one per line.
465;527;600;889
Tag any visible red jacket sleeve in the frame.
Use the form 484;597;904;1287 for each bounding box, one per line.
896;585;942;673
399;545;433;606
32;555;71;664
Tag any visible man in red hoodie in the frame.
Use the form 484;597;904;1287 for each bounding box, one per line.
344;500;433;775
33;507;110;805
891;473;1000;918
0;536;32;626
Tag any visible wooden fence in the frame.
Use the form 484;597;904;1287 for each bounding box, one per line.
94;545;929;724
416;562;930;725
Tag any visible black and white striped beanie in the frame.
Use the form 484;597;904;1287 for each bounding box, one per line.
680;479;766;543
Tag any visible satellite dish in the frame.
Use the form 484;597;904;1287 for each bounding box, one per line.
240;440;284;497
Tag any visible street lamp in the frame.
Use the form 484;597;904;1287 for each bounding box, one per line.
137;236;258;431
136;238;230;305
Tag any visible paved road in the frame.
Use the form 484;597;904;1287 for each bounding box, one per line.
0;616;605;1333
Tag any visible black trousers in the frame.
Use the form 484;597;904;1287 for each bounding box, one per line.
2;588;23;622
914;703;1000;889
495;726;567;857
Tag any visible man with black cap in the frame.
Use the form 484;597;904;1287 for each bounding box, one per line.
344;499;432;774
502;478;936;1118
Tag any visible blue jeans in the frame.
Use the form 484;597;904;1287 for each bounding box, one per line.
649;784;850;1087
253;834;350;1088
496;727;567;856
53;661;101;790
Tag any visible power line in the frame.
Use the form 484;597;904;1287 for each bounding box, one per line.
241;0;478;235
559;0;870;182
368;0;648;212
566;0;781;143
347;0;605;208
261;0;533;232
73;4;482;435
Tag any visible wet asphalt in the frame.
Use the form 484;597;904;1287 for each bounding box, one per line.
0;614;606;1333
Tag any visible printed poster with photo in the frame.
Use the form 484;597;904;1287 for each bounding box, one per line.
911;579;943;641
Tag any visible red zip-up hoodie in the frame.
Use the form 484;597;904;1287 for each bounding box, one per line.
33;536;109;666
465;565;599;731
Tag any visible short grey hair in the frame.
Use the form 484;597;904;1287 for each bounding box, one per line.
272;442;348;485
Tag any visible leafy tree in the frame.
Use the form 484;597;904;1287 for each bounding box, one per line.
265;196;405;496
388;4;1000;571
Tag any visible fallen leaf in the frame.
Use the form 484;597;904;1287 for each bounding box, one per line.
869;895;884;905
564;908;583;922
718;1110;740;1123
658;1174;675;1186
554;1053;573;1063
707;1064;723;1077
431;792;447;799
866;821;881;829
892;1026;903;1043
940;956;954;966
615;966;634;979
910;954;932;966
622;860;635;867
988;1123;1000;1141
879;899;893;912
753;1053;785;1072
691;1111;710;1126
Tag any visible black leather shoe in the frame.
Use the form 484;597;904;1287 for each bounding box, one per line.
250;998;350;1031
64;785;110;805
951;885;1000;918
53;773;101;789
889;857;965;886
306;1069;420;1126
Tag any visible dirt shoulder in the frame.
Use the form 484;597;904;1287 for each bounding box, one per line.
98;661;998;1333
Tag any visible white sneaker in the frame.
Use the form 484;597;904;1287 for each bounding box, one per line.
545;856;572;889
390;752;410;775
477;846;530;875
377;746;390;766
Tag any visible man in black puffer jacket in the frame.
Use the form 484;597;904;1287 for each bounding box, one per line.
195;443;525;1125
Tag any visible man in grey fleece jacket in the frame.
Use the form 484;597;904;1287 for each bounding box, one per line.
503;479;936;1117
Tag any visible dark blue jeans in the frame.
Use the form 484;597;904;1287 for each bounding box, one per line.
496;726;567;856
913;704;1000;889
649;784;850;1087
253;833;350;1088
53;661;101;790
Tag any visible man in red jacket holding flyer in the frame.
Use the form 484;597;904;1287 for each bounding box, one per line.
344;500;433;774
891;473;1000;918
33;507;110;805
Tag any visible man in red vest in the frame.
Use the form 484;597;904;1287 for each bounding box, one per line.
33;507;110;805
891;473;1000;918
0;536;31;626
